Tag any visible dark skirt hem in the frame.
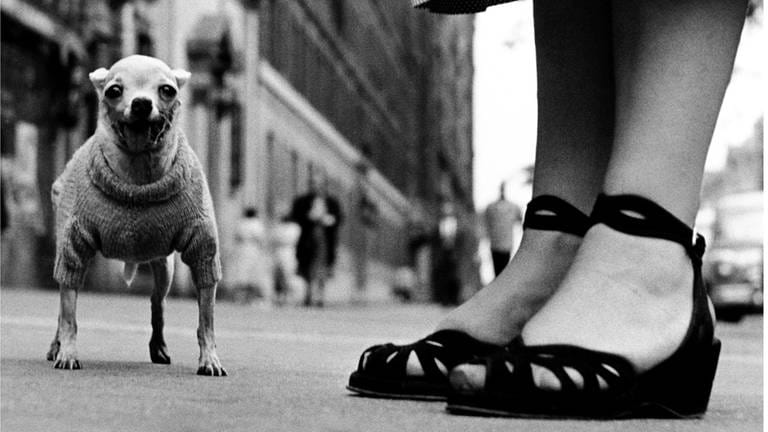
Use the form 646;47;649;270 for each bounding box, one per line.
413;0;516;14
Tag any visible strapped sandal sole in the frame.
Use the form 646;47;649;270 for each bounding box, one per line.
447;339;721;419
347;372;448;401
447;399;712;419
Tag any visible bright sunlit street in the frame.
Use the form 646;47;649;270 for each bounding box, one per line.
1;0;763;431
1;287;763;432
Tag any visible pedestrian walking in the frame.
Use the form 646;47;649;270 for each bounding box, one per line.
349;0;746;419
289;176;343;307
230;207;270;303
271;211;301;306
484;182;522;276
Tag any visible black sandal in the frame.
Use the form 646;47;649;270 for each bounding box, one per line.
446;194;721;418
346;195;591;400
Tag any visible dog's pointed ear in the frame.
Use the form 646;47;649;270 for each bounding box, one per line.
89;68;109;93
172;69;191;89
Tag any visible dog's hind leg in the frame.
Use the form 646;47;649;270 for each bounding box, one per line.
148;256;174;364
50;283;81;369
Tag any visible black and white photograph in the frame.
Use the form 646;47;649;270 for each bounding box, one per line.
0;0;763;430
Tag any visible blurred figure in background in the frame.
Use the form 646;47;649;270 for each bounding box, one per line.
434;201;461;305
290;177;343;307
1;157;47;286
484;182;522;276
230;207;271;304
271;208;301;306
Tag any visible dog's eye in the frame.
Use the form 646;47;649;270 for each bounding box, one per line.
104;85;122;99
159;85;177;99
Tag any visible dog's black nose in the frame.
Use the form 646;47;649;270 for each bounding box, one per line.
130;98;153;119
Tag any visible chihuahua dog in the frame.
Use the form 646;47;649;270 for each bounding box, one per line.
47;55;226;376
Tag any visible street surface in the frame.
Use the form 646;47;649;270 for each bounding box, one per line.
1;287;763;432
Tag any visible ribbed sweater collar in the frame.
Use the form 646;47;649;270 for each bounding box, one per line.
87;130;191;204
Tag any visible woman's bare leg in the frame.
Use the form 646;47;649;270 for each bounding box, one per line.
516;0;746;388
435;0;614;345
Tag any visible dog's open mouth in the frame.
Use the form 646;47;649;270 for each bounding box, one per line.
111;115;173;153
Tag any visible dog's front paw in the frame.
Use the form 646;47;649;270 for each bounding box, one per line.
197;353;227;377
149;339;171;364
46;340;60;361
53;348;81;370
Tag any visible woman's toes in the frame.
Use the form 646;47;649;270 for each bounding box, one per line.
531;364;566;391
450;358;585;394
449;363;487;394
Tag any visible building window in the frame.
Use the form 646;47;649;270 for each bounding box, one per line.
265;132;275;219
229;104;243;192
290;149;299;198
307;162;315;191
1;117;15;156
136;32;154;56
332;0;345;34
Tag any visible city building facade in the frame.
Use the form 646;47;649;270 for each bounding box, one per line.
1;0;477;303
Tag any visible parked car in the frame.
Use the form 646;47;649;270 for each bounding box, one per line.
703;191;763;322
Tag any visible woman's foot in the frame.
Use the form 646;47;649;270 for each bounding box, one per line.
348;196;591;398
436;227;583;346
451;222;695;391
348;229;584;396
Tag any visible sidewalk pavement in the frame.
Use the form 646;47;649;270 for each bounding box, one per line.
0;287;763;432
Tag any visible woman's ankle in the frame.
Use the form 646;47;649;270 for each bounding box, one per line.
435;229;584;344
576;224;693;297
521;224;695;372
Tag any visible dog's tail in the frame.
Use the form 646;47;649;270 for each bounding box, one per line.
123;262;139;287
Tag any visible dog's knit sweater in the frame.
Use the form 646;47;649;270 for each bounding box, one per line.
52;128;221;289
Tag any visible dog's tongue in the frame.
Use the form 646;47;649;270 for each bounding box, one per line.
126;119;154;131
115;119;170;152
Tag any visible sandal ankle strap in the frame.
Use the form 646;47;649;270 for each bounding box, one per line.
523;195;592;237
590;194;706;263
